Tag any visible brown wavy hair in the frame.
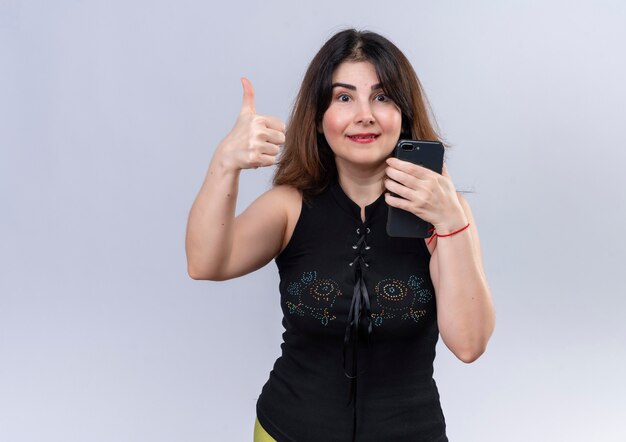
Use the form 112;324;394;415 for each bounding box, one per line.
273;29;441;201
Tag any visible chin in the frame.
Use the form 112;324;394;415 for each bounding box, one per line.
337;154;389;170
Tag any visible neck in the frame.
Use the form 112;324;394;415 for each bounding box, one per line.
335;161;386;209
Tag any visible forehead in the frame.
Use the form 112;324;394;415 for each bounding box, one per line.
331;61;380;84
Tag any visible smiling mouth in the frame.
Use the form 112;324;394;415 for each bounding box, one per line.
347;134;380;142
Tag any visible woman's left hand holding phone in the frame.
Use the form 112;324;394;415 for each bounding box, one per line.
384;159;467;234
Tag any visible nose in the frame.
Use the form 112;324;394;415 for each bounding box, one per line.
354;101;375;125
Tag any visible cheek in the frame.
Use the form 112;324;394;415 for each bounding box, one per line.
383;110;402;134
372;106;402;133
321;110;345;138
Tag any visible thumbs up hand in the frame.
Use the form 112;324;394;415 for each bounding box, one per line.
217;78;286;171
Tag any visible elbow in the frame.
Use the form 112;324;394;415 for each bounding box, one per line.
448;335;490;364
455;345;486;364
187;262;226;281
187;264;207;280
451;311;496;364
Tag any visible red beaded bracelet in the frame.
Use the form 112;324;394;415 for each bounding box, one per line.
427;223;471;245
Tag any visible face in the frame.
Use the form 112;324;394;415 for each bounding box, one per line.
321;61;402;172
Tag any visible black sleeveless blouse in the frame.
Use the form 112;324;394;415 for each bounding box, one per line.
256;181;447;442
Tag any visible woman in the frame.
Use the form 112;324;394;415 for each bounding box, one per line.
186;29;495;442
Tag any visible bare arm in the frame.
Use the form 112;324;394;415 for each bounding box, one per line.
427;194;495;363
185;78;288;280
384;160;495;363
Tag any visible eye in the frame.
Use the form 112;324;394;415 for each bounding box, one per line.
337;93;351;102
374;93;391;102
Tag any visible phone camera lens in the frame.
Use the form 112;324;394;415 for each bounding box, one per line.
400;143;413;151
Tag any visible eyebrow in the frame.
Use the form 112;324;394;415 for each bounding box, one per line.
331;82;383;91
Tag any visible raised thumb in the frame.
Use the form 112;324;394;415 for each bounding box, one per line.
240;77;256;114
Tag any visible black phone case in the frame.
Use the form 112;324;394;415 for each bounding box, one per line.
386;140;445;238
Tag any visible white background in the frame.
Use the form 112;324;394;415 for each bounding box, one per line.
1;1;625;440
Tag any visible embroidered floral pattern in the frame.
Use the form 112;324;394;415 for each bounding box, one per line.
285;273;433;327
285;271;343;326
370;276;432;326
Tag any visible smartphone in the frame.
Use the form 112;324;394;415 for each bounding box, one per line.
386;139;445;238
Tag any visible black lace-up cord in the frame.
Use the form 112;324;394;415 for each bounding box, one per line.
342;227;374;428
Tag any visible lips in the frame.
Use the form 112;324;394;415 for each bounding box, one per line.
347;133;380;143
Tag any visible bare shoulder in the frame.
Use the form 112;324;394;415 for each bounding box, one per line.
262;185;302;252
223;184;302;278
260;184;302;213
264;184;301;200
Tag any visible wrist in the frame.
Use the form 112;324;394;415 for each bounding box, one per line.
428;220;470;245
211;143;242;175
433;208;468;234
